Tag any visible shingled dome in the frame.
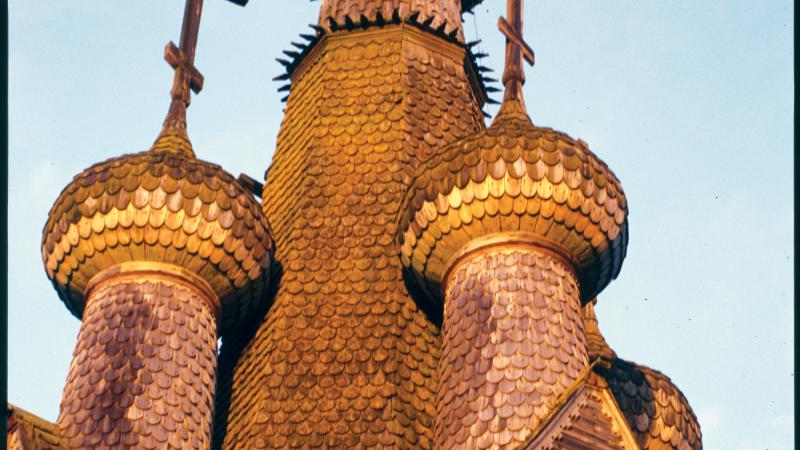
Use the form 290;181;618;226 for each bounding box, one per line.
399;99;629;303
41;148;274;333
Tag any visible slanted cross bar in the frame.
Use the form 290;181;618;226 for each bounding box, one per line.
166;0;205;106
155;0;248;149
498;0;535;102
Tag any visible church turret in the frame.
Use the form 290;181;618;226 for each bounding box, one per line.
215;0;487;447
397;1;628;448
40;1;273;448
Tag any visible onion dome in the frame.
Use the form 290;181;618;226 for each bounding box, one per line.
399;96;628;303
41;20;274;332
584;300;703;449
41;144;273;333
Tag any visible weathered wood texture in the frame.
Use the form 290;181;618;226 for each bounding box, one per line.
7;405;67;450
57;277;218;449
437;247;587;450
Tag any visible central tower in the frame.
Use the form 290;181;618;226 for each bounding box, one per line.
216;1;487;448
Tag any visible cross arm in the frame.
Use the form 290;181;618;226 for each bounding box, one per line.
498;16;535;65
164;41;205;94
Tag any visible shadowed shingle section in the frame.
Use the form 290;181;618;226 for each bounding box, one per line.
597;361;702;450
216;25;484;449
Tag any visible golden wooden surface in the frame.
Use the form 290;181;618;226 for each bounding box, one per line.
58;275;218;449
585;302;703;450
41;149;273;332
41;93;273;448
399;99;629;306
214;22;484;449
437;247;587;450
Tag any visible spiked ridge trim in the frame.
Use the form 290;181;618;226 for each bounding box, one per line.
273;10;496;108
462;0;484;12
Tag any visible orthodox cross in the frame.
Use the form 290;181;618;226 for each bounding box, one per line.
498;0;535;103
155;0;248;150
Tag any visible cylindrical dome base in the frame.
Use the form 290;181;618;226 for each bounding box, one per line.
435;242;588;450
57;262;219;449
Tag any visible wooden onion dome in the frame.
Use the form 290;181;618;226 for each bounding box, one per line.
40;148;273;332
398;95;628;304
398;0;628;304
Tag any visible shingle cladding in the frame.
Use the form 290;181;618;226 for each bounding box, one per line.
436;248;588;449
215;24;485;449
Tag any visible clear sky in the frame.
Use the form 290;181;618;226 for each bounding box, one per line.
8;1;793;448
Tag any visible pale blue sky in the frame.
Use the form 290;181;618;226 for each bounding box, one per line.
8;1;793;449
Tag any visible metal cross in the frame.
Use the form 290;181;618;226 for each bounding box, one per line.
155;0;248;150
498;0;535;102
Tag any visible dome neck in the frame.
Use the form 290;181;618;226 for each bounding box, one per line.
152;95;196;158
493;96;532;124
150;0;205;158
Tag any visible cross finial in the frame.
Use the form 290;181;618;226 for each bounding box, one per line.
152;0;249;156
497;0;535;114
